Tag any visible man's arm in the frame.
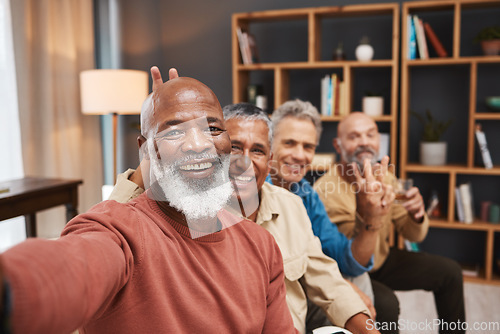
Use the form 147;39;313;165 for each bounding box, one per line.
302;234;373;330
0;257;6;332
307;194;373;277
350;157;394;267
263;238;299;334
346;280;376;319
345;313;380;334
1;206;134;333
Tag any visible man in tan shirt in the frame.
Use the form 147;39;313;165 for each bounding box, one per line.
314;112;465;334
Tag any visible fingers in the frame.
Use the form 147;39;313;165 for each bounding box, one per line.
363;158;374;183
151;66;163;91
352;162;363;188
402;187;425;219
168;68;179;80
381;183;395;208
376;156;390;183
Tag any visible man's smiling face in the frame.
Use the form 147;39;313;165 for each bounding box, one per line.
270;116;317;190
141;77;233;220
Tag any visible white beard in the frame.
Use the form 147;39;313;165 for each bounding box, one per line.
149;144;233;221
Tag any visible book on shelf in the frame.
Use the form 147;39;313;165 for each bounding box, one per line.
423;22;448;58
246;32;259;64
480;201;491;222
407;14;417;60
338;81;347;116
236;28;257;65
326;75;333;116
321;75;330;116
236;27;250;65
377;133;390;161
475;124;493;169
331;74;340;116
320;74;346;117
404;239;420;252
459;182;474;224
455;187;465;222
413;15;428;60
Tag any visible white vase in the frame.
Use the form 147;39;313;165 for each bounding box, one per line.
420;141;447;165
355;44;374;61
362;96;383;116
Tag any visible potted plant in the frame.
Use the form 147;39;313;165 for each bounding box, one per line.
411;109;453;166
474;26;500;56
362;91;383;117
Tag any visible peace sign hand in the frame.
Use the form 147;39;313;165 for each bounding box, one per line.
354;156;394;230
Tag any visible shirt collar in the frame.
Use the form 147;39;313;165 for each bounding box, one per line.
256;182;279;225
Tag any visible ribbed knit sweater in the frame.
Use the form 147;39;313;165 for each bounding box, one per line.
2;192;296;333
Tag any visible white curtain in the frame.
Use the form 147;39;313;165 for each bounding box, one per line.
0;0;25;251
6;0;104;239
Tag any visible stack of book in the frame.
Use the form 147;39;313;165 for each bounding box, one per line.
237;28;259;65
407;14;448;60
320;74;348;117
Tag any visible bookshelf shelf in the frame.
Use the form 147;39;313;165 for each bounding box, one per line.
474;113;500;121
232;3;400;160
401;0;500;285
429;220;500;232
407;56;500;66
405;164;500;175
238;60;396;69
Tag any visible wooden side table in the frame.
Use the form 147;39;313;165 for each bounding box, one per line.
0;177;83;237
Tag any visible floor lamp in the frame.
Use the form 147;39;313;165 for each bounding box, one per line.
80;69;148;185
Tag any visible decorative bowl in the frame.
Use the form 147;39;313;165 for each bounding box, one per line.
486;96;500;110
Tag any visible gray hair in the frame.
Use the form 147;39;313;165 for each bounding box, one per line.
271;99;322;144
222;103;273;145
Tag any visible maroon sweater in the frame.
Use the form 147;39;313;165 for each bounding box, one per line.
2;192;296;333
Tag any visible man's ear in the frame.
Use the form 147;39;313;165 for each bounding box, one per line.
138;135;146;149
138;135;150;160
332;138;342;154
266;152;273;175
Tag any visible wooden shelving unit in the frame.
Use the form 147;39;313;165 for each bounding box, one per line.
400;0;500;285
232;3;400;160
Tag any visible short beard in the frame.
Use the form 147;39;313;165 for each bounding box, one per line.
340;145;378;171
151;150;233;221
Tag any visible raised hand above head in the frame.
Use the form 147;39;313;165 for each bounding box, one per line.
151;66;179;92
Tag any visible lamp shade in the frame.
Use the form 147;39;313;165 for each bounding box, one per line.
80;69;148;115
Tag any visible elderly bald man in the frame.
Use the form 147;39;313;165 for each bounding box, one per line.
314;112;465;334
0;74;296;334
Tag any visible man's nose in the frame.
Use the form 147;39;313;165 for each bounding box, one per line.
291;146;306;162
359;135;370;146
234;153;252;171
181;128;213;153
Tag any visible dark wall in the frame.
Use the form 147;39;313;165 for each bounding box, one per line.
116;0;498;172
120;0;413;107
118;0;415;170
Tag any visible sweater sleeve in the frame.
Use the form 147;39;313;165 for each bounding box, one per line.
392;204;430;243
1;202;137;334
262;234;299;334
